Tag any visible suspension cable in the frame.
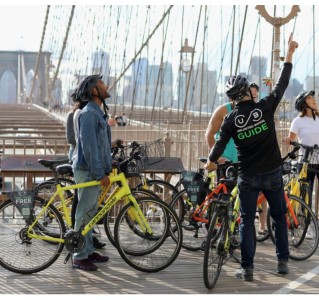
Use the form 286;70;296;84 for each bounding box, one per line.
109;5;173;91
29;5;50;101
49;5;75;103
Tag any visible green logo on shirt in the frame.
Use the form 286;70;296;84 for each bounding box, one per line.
237;122;268;140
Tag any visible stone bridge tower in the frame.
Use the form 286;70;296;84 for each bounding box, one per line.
0;51;51;105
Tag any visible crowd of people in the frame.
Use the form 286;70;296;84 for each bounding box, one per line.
63;34;318;281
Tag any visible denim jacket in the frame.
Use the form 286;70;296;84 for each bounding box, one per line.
73;101;112;180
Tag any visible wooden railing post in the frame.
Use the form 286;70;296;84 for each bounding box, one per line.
164;132;173;157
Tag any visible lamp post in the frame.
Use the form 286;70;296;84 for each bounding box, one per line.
179;38;195;123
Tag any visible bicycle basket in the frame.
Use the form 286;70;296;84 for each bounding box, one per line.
282;161;291;175
307;148;319;173
123;158;146;178
140;139;165;166
181;171;207;205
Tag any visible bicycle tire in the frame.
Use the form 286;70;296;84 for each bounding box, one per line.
170;189;208;251
103;188;162;248
0;197;66;274
300;183;312;208
135;179;179;204
203;205;225;289
267;194;319;261
114;197;183;272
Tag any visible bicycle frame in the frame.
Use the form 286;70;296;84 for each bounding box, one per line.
27;170;153;243
224;185;240;253
191;181;229;224
288;163;310;198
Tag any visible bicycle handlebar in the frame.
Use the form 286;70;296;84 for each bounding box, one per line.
281;145;300;162
289;141;319;163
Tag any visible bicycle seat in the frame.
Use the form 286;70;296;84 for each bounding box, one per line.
38;158;70;168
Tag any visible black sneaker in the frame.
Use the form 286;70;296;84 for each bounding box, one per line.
235;267;253;281
277;260;289;274
93;237;106;249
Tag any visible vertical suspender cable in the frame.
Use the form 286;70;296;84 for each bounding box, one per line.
183;6;202;124
234;5;248;75
49;5;75;103
230;5;236;77
313;5;316;89
29;5;50;102
109;5;173;92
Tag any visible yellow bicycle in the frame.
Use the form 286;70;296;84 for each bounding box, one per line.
284;141;319;210
0;151;182;274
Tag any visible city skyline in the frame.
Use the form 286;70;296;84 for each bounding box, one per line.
0;4;318;118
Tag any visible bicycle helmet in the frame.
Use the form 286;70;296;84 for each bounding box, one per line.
295;90;315;112
225;75;249;101
249;82;259;91
76;74;110;102
70;88;80;101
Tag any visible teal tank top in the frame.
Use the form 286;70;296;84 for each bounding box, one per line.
215;102;238;163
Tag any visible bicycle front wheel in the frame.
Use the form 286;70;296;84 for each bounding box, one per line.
267;194;319;261
0;197;66;274
203;205;225;289
104;188;161;248
170;189;208;251
114;197;183;273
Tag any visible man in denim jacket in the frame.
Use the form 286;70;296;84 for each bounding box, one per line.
205;35;298;281
72;75;112;271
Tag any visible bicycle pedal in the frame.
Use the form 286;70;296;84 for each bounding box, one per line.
64;252;71;265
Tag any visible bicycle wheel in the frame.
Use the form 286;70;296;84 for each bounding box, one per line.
114;197;183;273
267;194;319;261
0;197;66;274
103;188;161;248
300;183;312;208
203;205;225;289
170;189;208;251
136;179;179;204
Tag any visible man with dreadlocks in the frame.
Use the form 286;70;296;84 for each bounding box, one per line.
72;74;112;271
205;34;298;281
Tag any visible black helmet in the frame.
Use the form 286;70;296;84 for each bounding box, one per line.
295;90;315;112
225;75;249;101
249;82;259;91
76;74;110;102
70;88;80;101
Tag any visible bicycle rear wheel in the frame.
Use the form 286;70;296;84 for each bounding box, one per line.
35;178;76;224
135;179;179;204
203;205;225;289
114;197;182;272
267;194;319;261
0;197;66;274
300;183;312;208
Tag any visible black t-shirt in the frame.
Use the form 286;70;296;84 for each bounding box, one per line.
209;62;292;176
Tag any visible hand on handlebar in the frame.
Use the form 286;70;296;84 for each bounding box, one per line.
204;160;217;171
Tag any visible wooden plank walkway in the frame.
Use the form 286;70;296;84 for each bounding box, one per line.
1;230;318;294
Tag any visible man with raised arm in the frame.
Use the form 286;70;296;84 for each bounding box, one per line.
205;34;298;281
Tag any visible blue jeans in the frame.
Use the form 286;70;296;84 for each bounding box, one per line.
237;166;289;269
73;169;101;260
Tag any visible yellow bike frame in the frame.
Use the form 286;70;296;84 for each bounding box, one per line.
27;170;153;243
